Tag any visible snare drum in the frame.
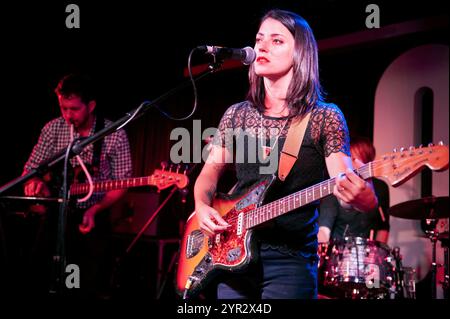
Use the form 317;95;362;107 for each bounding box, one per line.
322;237;394;298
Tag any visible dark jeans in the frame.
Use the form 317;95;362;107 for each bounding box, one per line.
217;247;318;299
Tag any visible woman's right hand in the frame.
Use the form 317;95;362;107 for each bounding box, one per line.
195;202;230;237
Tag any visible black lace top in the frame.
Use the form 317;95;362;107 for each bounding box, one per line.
213;100;350;257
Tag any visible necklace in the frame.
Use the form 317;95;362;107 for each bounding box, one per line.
259;113;290;160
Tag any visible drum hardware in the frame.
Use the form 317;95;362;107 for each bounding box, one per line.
402;267;416;299
392;247;404;298
389;196;449;299
433;229;448;299
424;223;440;299
442;242;449;299
321;237;395;299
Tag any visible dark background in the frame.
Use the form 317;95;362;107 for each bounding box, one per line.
0;0;447;300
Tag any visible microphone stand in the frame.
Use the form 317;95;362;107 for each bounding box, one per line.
0;62;221;295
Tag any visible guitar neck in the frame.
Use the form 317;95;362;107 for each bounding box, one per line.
246;162;373;228
70;176;158;195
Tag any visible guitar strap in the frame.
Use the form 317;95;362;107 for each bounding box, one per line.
278;112;311;181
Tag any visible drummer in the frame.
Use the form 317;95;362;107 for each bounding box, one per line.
318;136;390;244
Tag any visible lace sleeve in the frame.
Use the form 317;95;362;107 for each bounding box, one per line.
318;104;350;157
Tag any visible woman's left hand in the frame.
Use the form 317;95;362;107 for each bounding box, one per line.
333;159;378;212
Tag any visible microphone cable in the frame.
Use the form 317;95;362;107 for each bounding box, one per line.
69;124;94;203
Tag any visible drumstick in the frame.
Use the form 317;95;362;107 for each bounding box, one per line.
369;229;374;241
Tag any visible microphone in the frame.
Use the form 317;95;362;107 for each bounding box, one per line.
197;45;256;65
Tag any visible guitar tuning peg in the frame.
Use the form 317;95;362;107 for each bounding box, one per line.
393;148;398;153
184;164;189;175
438;141;444;145
176;164;180;174
418;144;423;148
409;146;415;151
161;161;168;171
428;142;434;147
169;164;174;172
400;147;406;157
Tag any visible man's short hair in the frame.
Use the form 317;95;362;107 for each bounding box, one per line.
55;73;96;104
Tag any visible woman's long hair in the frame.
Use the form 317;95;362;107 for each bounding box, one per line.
247;9;324;118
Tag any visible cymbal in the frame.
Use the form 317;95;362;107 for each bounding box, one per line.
389;196;449;220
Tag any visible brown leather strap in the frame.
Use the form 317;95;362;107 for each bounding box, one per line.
278;112;311;181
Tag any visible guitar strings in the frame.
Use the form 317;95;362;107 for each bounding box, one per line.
186;154;416;242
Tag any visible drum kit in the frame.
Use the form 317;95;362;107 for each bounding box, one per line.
318;196;449;299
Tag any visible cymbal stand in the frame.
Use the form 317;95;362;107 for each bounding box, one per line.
392;247;405;299
442;235;449;299
425;219;438;299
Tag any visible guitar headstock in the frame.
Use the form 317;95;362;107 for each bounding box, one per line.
151;166;189;190
372;142;449;187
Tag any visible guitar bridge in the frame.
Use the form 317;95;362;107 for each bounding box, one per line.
186;230;204;259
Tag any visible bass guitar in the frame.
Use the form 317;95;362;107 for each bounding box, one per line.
70;168;189;196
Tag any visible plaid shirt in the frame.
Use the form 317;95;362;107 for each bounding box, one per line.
24;116;133;209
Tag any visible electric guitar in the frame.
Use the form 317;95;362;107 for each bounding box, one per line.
176;143;449;298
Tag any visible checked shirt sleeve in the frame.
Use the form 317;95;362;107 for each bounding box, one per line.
23;121;57;173
108;128;133;180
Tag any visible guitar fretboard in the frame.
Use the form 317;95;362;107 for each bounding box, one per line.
245;162;373;228
70;176;159;195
